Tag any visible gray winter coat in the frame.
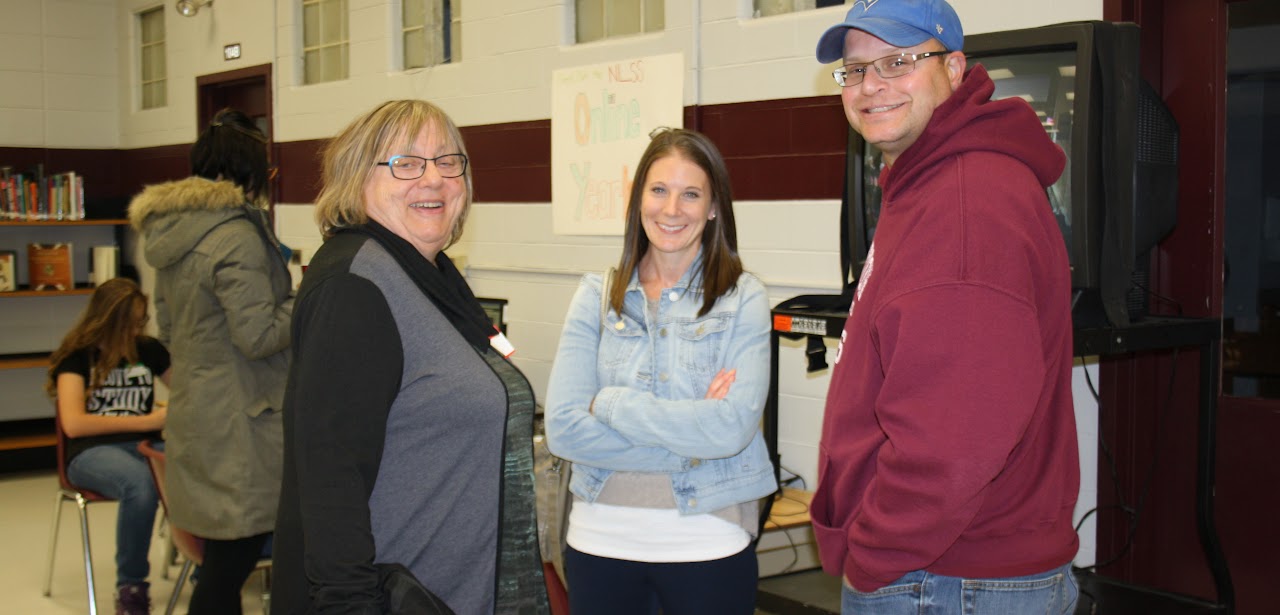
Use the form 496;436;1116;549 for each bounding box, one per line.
129;176;293;539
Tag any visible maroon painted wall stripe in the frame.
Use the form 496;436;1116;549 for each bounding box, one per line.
2;95;848;208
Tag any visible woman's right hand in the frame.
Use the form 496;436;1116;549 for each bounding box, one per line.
704;368;736;400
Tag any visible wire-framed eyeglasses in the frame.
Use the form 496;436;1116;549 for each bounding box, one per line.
376;154;469;179
832;51;950;87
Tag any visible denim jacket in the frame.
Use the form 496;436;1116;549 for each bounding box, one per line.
544;255;777;515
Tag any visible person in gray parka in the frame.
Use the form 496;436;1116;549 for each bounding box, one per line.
127;108;292;615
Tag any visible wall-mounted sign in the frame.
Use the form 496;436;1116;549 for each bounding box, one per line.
223;43;242;61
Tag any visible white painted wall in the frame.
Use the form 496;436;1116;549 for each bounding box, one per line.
115;0;278;147
0;0;119;148
79;0;1103;146
2;0;1105;567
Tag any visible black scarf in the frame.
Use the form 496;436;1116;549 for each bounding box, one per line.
342;221;495;350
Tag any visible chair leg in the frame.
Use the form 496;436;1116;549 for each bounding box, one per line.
159;518;173;580
260;565;271;615
75;495;99;615
42;491;65;597
167;559;193;615
161;538;173;580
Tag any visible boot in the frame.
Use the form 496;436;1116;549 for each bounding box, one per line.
115;582;151;615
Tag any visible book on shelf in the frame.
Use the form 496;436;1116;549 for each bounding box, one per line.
28;243;74;291
0;166;10;218
90;245;119;287
0;165;86;221
0;250;15;292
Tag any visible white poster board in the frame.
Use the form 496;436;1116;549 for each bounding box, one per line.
551;53;684;235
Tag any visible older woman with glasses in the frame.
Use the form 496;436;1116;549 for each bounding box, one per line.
272;100;549;615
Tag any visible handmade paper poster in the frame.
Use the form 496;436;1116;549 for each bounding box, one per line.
551;53;684;235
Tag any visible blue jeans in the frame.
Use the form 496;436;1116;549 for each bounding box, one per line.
66;440;160;587
841;564;1078;615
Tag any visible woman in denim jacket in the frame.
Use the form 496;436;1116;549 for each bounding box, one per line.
545;128;776;615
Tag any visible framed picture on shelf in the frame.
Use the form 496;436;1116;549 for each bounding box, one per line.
0;250;15;292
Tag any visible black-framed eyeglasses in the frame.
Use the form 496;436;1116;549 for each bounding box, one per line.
376;154;469;179
832;51;950;87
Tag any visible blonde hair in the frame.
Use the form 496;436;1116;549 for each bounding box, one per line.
45;278;147;397
314;100;473;247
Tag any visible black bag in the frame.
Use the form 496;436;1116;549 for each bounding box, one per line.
377;563;457;615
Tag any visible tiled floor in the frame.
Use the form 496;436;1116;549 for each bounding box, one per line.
0;470;267;615
1;466;810;615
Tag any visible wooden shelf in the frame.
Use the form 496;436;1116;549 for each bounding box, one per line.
0;286;95;297
766;487;813;531
0;418;56;454
0;431;55;451
0;218;127;227
0;353;51;370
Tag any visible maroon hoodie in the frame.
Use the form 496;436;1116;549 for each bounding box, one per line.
810;65;1079;591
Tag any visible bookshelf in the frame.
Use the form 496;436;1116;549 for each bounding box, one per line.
0;219;126;227
0;422;56;451
2;287;96;297
0;218;130;462
0;353;51;370
0;219;128;292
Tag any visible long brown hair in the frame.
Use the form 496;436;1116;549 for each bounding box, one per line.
45;278;147;397
611;128;743;317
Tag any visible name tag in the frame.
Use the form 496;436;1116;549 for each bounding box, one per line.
489;331;516;358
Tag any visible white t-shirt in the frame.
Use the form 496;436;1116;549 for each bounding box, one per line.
566;499;750;563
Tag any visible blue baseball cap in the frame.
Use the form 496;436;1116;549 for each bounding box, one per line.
815;0;964;64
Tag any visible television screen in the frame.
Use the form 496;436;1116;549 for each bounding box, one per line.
845;21;1178;328
980;49;1078;257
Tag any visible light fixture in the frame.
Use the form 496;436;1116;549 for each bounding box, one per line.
176;0;212;17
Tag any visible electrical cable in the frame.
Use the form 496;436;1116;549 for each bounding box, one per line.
778;466;807;491
762;488;812;575
760;465;810;575
1073;348;1181;574
1136;280;1182;315
1072;357;1135;575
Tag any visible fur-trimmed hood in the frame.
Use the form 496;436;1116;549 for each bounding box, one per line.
128;176;258;269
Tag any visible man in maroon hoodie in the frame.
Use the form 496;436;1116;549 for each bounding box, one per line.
810;2;1080;613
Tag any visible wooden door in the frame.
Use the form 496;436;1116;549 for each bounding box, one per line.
195;64;276;207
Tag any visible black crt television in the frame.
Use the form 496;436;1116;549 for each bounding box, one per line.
844;21;1179;328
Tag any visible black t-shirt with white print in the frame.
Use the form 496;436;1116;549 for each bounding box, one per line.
53;337;170;463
